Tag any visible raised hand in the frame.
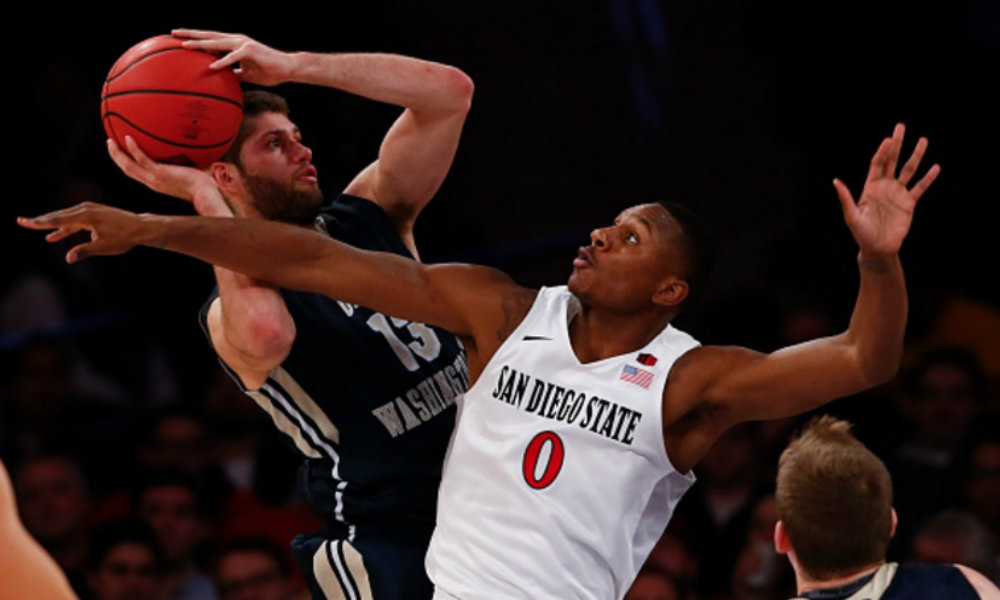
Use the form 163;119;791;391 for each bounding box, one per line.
17;203;146;264
108;135;218;202
173;29;294;86
833;123;940;257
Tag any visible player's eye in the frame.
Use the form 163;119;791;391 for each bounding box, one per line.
626;232;639;245
268;138;281;148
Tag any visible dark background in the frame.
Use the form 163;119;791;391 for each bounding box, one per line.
8;2;998;360
2;1;999;596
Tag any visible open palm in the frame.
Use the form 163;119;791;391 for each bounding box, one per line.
834;124;940;256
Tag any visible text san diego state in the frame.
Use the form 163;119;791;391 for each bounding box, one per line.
491;365;642;446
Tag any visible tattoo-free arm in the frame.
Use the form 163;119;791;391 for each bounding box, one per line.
679;124;938;426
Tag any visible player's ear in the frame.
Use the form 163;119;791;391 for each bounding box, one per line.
652;276;688;308
774;520;791;554
211;162;239;192
889;508;898;538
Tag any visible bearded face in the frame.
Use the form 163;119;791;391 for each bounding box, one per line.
241;169;324;226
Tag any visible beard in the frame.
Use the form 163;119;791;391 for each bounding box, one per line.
241;171;325;226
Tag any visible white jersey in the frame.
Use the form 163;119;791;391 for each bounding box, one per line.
427;286;700;599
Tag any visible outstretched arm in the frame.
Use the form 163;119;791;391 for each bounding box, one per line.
175;29;474;242
676;124;939;428
18;206;531;375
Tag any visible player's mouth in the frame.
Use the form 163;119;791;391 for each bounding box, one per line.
296;165;319;184
573;247;595;268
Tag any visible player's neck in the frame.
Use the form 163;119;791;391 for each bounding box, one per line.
568;305;671;363
796;561;884;596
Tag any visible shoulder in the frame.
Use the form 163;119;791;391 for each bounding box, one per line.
954;564;1000;599
665;345;758;399
318;193;415;256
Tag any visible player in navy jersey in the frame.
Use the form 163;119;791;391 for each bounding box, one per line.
23;125;939;597
776;416;999;600
98;30;472;599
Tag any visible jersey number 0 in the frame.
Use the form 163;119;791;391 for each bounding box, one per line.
522;431;565;490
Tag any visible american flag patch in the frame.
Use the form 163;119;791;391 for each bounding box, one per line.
619;364;654;389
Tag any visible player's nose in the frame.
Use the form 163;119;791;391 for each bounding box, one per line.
590;227;610;249
293;140;313;163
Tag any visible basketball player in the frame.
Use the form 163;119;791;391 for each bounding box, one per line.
0;458;79;600
104;29;473;599
21;124;937;598
774;416;1000;599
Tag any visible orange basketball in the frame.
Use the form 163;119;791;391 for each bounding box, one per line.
101;35;243;169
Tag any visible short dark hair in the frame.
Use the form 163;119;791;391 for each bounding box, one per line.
776;416;893;580
220;90;291;167
86;518;164;571
214;536;291;577
131;468;205;516
660;202;716;311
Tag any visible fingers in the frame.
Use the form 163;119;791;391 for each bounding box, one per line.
17;202;101;231
833;178;858;221
909;163;941;202
181;37;241;53
67;240;94;264
866;136;894;183
885;123;905;178
123;136;155;169
171;28;235;40
17;213;69;231
107;138;138;174
45;226;85;243
210;44;250;70
898;136;929;186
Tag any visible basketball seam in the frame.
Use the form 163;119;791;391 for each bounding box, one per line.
106;47;191;84
102;89;243;109
102;112;236;149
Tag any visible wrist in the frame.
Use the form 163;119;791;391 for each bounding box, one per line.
192;189;234;217
284;51;311;83
136;213;171;249
857;251;899;273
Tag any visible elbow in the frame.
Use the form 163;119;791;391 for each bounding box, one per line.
237;316;296;363
859;347;902;388
440;66;475;113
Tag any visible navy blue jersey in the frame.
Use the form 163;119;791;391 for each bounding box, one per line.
796;562;980;600
200;194;466;544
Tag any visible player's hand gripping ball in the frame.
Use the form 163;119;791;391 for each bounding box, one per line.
101;35;243;169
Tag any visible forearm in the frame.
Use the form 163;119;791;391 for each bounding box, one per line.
844;252;907;384
212;266;295;362
190;187;295;362
137;214;448;327
286;52;473;114
700;254;907;423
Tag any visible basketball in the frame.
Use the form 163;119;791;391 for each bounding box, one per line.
101;35;243;169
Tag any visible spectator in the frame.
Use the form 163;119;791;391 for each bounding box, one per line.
87;519;165;600
213;537;305;600
963;433;1000;547
911;510;998;583
15;454;92;597
674;422;769;598
134;469;217;600
890;348;988;551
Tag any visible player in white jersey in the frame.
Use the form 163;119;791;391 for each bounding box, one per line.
21;124;938;598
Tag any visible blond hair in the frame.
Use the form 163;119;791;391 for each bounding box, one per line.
776;416;893;579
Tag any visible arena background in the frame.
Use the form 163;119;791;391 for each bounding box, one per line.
4;1;999;598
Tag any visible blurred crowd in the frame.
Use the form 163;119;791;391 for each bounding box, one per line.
2;244;998;600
